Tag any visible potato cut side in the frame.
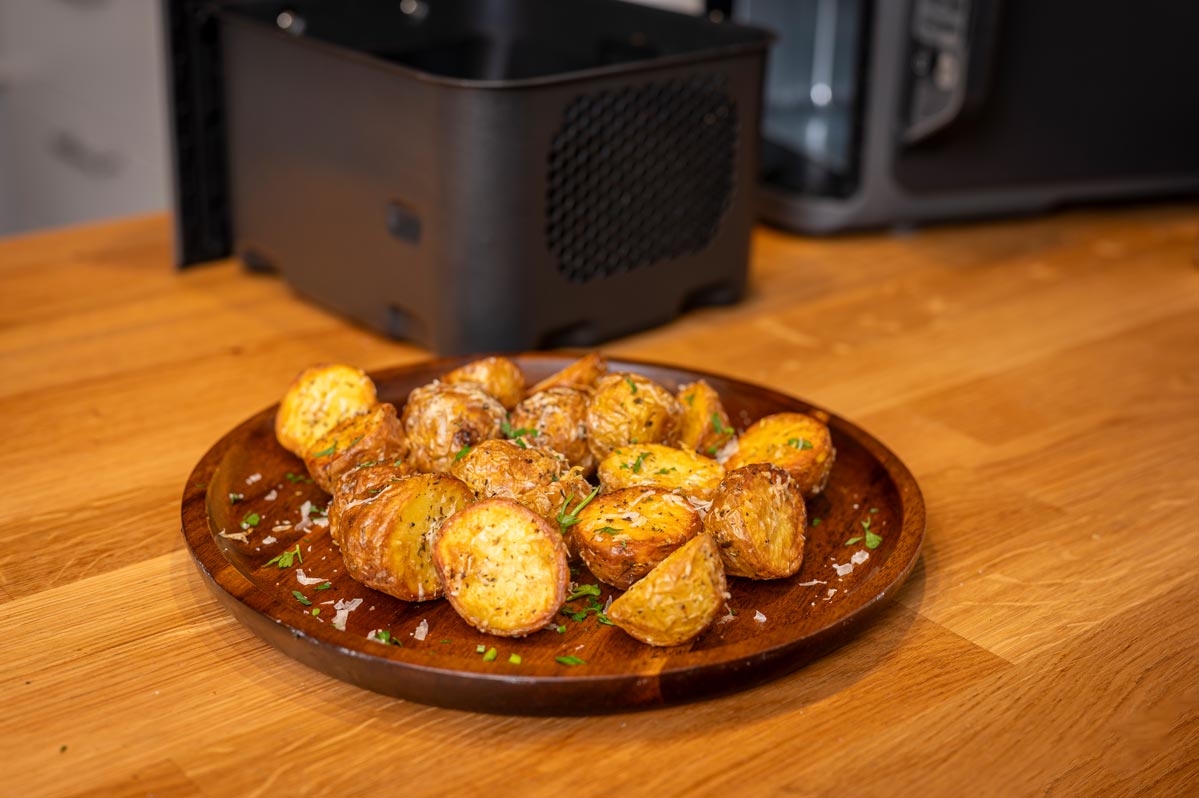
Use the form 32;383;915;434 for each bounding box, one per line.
442;356;526;410
275;364;377;456
572;487;701;589
303;402;410;493
703;464;806;579
527;352;608;396
585;372;684;462
337;473;474;602
607;533;727;647
676;380;735;456
401;381;506;473
723;412;835;497
597;443;725;501
433;498;569;636
508;386;595;474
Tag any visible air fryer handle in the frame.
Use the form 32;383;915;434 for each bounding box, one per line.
901;0;1003;145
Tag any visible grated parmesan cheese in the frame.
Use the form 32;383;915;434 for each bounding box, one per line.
331;598;363;631
796;579;827;587
850;550;870;565
825;588;838;601
295;500;313;531
246;473;263;484
264;489;278;501
262;535;277;545
218;529;250;543
413;619;429;641
753;610;767;623
295;568;326;586
832;561;854;577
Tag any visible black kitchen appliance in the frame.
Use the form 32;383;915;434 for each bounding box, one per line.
165;0;770;354
732;0;1199;232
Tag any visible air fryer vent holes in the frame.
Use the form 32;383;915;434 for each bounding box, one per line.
546;76;737;284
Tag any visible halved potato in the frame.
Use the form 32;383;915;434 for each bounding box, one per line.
596;443;725;501
449;438;591;522
677;380;736;456
275;364;377;456
442;356;526;410
703;464;806;579
607;533;728;647
571;487;701;589
585;372;684;462
723;412;835;497
508;386;595;474
337;473;474;602
433;497;569;636
401;381;506;473
328;462;412;545
303;402;409;493
527;352;607;395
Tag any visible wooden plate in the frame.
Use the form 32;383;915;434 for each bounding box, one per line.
181;354;925;715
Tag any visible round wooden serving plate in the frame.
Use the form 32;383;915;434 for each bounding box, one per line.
181;354;925;715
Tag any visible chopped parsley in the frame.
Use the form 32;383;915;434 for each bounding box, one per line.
631;451;649;473
596;526;622;535
567;584;602;601
311;442;337;458
265;544;303;569
476;644;486;654
501;419;539;448
624;376;638;393
482;647;498;662
285;472;313;484
710;413;731;436
314;582;332;590
787;438;814;450
292;590;312;606
683;392;695;405
555;625;566;634
656;467;677;475
508;653;522;665
240;512;260;530
453;445;472;462
863;518;883;549
869;507;879;514
229;492;245;504
311;607;320;617
375;630;402;646
844;536;863;546
812;517;822;526
556;486;600;529
555;656;586;666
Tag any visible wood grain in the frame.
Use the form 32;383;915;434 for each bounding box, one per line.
2;206;1197;795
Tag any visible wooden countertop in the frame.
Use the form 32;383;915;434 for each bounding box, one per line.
3;207;1197;796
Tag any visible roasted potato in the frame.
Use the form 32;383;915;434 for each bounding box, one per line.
596;443;726;501
302;402;410;493
328;462;413;545
607;533;728;647
449;438;591;522
401;381;506;473
677;380;736;456
571;487;701;589
336;472;474;602
723;412;835;497
527;352;607;395
275;364;377;456
585;372;684;462
703;464;806;579
442;356;526;410
508;386;595;473
433;497;569;636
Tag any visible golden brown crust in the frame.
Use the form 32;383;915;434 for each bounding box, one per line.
527;352;608;395
723;412;835;497
607;533;728;647
336;473;474;602
401;381;506;473
432;497;569;636
302;403;410;493
449;438;589;522
442;356;526;410
585;373;684;463
596;443;726;501
328;462;413;545
274;364;377;456
677;380;736;456
508;386;595;474
571;487;701;589
703;464;806;579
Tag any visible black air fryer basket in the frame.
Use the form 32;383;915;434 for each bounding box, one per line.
166;0;770;354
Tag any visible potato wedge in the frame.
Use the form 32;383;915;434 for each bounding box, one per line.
508;386;595;474
450;438;591;522
433;497;569;636
442;356;526;410
303;402;410;493
275;364;377;456
527;352;607;395
596;443;725;501
585;372;683;462
337;473;474;602
402;381;506;473
723;412;835;497
607;533;727;647
677;380;736;456
703;464;806;579
571;487;700;589
328;462;412;545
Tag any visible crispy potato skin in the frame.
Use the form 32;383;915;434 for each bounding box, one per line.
704;464;806;579
402;381;506;473
597;443;725;501
336;473;474;602
724;412;835;497
585;373;684;462
275;364;377;456
607;533;727;647
442;356;526;410
433;498;569;636
527;352;608;396
449;438;590;522
508;386;595;474
328;463;413;546
571;487;700;589
302;403;410;493
677;380;735;455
